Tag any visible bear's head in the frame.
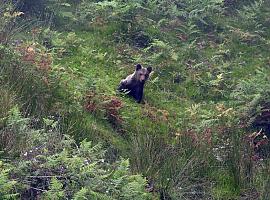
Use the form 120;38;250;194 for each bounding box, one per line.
134;64;152;83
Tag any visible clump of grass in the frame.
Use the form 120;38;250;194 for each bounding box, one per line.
211;169;240;200
0;86;16;126
0;43;59;117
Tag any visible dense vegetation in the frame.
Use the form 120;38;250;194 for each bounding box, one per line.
0;0;270;199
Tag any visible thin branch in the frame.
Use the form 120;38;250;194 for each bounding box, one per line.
29;186;48;192
26;175;63;179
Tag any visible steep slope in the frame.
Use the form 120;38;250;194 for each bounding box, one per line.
1;0;270;199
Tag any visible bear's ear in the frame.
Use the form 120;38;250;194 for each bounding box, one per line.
147;67;152;73
136;64;142;71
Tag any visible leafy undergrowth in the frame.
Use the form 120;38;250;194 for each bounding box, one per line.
1;0;270;199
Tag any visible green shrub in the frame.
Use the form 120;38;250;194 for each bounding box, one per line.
0;2;25;44
0;108;153;199
0;87;16;128
0;161;18;200
0;44;59;117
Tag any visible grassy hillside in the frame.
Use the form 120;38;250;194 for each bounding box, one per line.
1;0;270;199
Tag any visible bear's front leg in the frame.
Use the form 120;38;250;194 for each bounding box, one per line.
118;80;127;91
135;87;143;103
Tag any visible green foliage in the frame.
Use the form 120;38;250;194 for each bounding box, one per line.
0;161;18;200
0;108;152;199
1;0;270;199
0;44;58;116
258;160;270;200
0;106;32;156
42;178;65;200
0;87;16;128
0;2;26;44
231;69;270;128
44;0;270;198
238;0;264;24
211;169;240;199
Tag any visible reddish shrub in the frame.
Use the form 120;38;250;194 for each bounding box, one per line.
142;103;170;122
84;91;124;126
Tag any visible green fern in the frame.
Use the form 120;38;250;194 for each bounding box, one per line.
0;161;18;200
42;178;65;200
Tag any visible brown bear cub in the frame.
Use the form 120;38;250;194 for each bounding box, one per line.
118;64;152;103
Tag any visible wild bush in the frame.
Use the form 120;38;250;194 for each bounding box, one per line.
114;101;218;199
0;2;25;44
0;161;18;200
1;0;270;199
0;87;16;128
0;43;59;117
0;107;153;199
85;91;124;127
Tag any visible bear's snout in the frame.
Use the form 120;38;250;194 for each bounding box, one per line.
139;75;146;82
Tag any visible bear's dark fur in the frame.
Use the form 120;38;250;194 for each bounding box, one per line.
118;64;152;103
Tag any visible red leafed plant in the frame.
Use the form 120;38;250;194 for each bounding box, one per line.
16;42;52;72
84;91;124;126
142;103;170;123
15;41;52;85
